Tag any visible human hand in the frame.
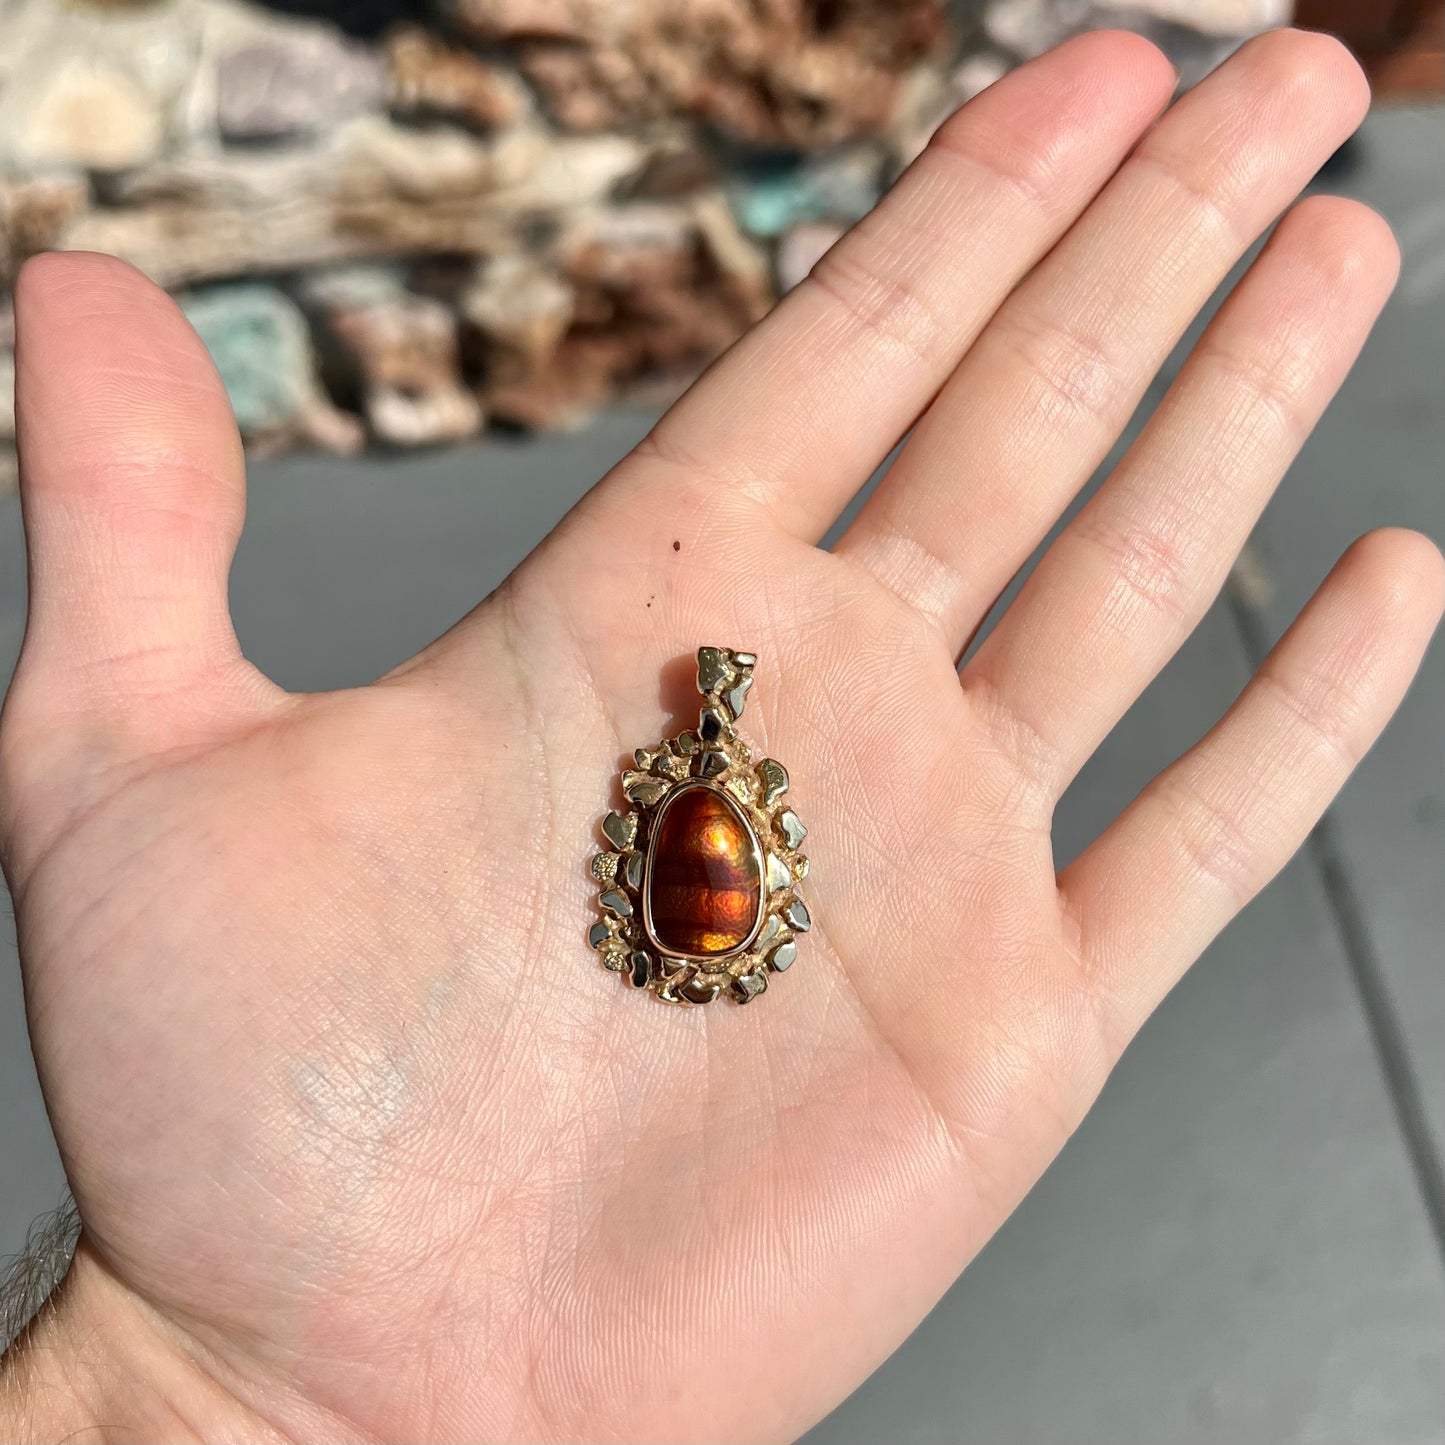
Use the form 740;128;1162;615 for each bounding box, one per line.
1;28;1439;1445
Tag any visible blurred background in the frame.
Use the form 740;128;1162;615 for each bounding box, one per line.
1;1;1442;1441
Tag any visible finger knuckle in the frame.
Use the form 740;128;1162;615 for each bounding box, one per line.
1160;774;1260;910
987;309;1126;426
808;243;951;370
1075;512;1196;628
928;109;1061;216
963;670;1064;804
1202;337;1313;450
1256;664;1365;774
1133;33;1364;250
1132;148;1245;251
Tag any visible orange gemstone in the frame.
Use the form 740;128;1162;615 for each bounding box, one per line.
646;784;763;956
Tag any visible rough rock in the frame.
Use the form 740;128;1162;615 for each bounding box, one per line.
214;26;384;141
11;61;165;170
178;283;315;434
0;0;201;171
1;345;15;445
478;200;769;430
0;0;399;166
460;254;575;384
0;0;1296;459
178;283;360;450
620;144;721;201
12;122;650;289
0;175;90;280
447;0;953;147
728;148;885;239
302;268;483;447
386;26;531;131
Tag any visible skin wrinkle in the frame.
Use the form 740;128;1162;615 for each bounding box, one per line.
925;114;1064;219
1252;658;1370;777
496;589;560;981
1;706;281;911
806;244;962;373
1073;511;1199;631
1129;149;1251;253
812;909;968;1168
840;524;962;651
625;425;785;529
983;306;1126;426
958;670;1065;809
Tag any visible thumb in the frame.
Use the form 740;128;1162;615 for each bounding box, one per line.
2;254;276;826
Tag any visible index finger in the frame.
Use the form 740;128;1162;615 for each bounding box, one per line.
625;30;1178;542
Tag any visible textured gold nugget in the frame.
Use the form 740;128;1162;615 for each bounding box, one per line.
588;647;810;1005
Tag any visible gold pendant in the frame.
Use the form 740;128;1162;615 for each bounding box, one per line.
588;647;809;1005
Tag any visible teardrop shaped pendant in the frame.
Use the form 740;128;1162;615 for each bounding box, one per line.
589;647;810;1005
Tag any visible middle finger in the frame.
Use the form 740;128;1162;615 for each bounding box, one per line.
835;29;1370;652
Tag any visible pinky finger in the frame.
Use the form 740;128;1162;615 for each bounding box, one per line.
1061;528;1443;1033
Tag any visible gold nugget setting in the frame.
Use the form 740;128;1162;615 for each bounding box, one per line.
588;647;809;1004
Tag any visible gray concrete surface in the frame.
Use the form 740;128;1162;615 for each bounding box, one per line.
2;108;1442;1441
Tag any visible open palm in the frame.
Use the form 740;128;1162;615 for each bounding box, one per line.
2;29;1440;1445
